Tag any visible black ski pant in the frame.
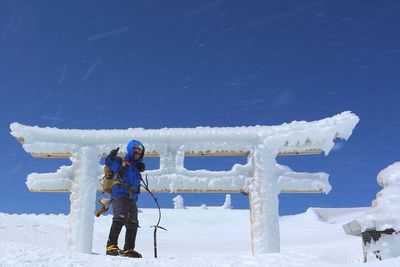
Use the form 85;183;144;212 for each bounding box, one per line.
107;198;139;250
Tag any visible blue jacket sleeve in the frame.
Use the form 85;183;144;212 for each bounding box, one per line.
105;155;122;174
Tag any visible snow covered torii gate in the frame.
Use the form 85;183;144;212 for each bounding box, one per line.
10;111;359;255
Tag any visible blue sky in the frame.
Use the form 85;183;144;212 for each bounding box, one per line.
0;1;399;215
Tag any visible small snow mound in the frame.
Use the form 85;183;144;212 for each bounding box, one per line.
304;208;323;221
282;208;323;224
313;207;370;223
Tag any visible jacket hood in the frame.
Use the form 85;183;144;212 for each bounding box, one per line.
126;140;145;162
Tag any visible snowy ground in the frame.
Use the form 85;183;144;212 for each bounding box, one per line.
0;207;399;267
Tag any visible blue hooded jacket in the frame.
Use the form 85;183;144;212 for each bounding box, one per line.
105;140;145;202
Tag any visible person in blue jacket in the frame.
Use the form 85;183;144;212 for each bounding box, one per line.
105;140;145;258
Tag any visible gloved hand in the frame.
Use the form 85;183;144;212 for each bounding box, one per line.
136;161;145;172
109;147;119;160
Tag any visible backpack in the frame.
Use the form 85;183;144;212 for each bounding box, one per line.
102;165;118;195
101;161;141;198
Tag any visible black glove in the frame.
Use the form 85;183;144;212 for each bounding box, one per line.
109;147;119;160
136;161;145;172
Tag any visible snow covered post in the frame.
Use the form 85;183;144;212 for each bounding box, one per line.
160;145;184;173
222;194;232;209
248;147;280;253
173;195;185;209
67;147;100;253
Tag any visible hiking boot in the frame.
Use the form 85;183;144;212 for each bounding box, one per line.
121;249;142;258
106;245;121;256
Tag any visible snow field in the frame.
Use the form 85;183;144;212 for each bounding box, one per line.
1;207;399;266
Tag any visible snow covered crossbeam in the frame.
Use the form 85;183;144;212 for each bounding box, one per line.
10;111;358;160
10;111;359;255
23;162;331;193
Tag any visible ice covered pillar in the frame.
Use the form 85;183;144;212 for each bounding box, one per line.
67;146;99;253
159;145;184;172
248;146;280;254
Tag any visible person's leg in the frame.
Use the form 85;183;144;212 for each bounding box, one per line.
107;221;123;247
124;228;138;251
106;199;127;255
122;201;142;258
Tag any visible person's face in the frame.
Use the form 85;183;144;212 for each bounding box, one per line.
133;147;142;160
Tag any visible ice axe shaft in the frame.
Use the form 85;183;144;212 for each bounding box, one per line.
141;174;167;258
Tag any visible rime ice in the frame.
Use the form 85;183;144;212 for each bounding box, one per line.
358;162;400;231
173;195;185;209
355;162;400;259
10;111;359;254
222;194;232;209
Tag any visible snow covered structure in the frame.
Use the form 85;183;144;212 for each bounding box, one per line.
10;111;359;255
343;162;400;261
222;194;232;209
173;195;185;209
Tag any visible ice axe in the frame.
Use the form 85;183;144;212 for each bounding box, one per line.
140;174;167;258
95;197;112;217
